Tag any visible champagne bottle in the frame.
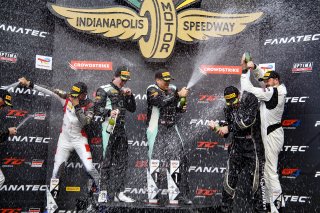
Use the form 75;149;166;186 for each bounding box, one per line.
106;109;118;134
244;52;252;63
213;123;220;132
180;97;186;107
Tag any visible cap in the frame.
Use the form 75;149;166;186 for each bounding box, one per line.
115;66;131;81
0;89;13;106
258;71;280;81
69;82;88;97
155;70;174;81
224;86;239;105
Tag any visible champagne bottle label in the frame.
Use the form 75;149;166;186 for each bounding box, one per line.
106;118;115;134
180;97;186;107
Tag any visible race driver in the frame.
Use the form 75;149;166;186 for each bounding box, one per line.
146;70;192;205
241;55;287;213
94;66;136;203
0;89;17;188
18;78;100;208
209;86;264;213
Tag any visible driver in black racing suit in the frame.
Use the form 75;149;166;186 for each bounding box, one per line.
95;66;136;203
146;70;192;205
209;86;266;213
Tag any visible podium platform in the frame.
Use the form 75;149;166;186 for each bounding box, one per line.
96;202;219;213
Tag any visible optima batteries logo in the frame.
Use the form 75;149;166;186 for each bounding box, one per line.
292;62;313;73
48;0;262;61
0;51;18;63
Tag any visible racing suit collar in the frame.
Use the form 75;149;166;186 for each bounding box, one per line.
110;82;121;91
155;82;168;93
79;98;90;106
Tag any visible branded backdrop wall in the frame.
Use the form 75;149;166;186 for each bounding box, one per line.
0;0;319;212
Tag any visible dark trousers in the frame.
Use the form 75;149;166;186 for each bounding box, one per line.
222;139;259;213
149;125;190;199
100;127;128;196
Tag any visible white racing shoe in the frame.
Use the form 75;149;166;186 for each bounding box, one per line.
114;192;136;203
98;190;109;203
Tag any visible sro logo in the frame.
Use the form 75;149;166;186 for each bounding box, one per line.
195;188;217;197
2;157;25;166
315;121;320;127
6;110;28;117
315;171;320;178
0;209;22;213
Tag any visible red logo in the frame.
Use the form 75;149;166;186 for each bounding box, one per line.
2;157;25;166
33;113;46;120
282;168;299;176
69;60;113;71
0;208;22;213
200;65;242;75
195;188;218;197
137;113;147;121
282;119;301;127
197;141;218;149
198;95;217;102
282;120;296;126
28;208;40;213
135;160;148;168
6;110;28;117
37;58;50;63
91;137;102;145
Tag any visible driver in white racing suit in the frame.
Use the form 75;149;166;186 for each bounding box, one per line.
241;55;287;213
18;78;100;211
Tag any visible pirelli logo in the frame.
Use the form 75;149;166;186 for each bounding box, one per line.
48;0;262;61
66;186;81;192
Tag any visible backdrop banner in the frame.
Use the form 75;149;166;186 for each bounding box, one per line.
0;0;319;212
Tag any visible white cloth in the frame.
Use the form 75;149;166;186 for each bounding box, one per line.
0;168;5;188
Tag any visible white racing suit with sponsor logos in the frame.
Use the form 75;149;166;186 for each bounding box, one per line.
33;85;100;211
241;69;287;213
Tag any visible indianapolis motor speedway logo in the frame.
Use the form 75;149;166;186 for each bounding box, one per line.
47;0;262;61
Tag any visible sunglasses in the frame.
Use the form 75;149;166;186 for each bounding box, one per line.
226;98;239;106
